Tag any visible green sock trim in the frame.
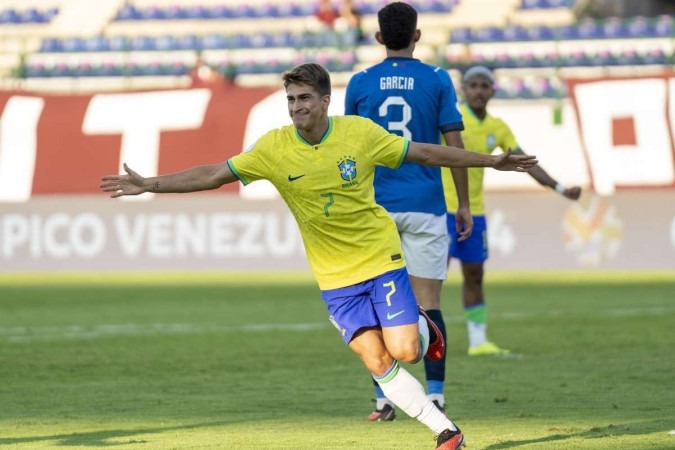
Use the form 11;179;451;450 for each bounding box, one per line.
465;303;487;324
374;361;400;384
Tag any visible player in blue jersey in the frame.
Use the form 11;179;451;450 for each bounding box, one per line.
345;2;470;420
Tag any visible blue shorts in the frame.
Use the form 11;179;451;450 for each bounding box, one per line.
447;214;488;263
320;267;419;344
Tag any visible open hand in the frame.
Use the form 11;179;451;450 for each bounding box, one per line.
100;163;146;198
493;149;538;172
564;186;582;200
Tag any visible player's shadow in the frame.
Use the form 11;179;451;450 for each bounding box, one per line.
483;421;664;449
0;420;236;447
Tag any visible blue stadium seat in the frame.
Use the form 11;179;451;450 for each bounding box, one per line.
164;6;187;19
166;62;188;76
520;0;542;9
450;28;472;43
527;25;556;40
45;7;59;21
503;25;529;41
52;63;73;77
230;5;254;18
26;63;48;78
654;15;673;37
209;5;233;19
19;8;41;23
139;7;165;20
116;4;141;20
155;35;177;51
613;49;639;66
473;27;504;42
185;5;210;19
40;38;62;53
109;36;129;52
511;53;536;68
643;48;667;65
130;36;156;51
562;51;592;67
230;34;253;49
0;9;20;24
575;19;602;39
63;37;86;52
176;35;201;50
99;62;123;77
201;34;228;49
626;16;654;38
84;36;110;52
601;17;629;38
252;3;280;18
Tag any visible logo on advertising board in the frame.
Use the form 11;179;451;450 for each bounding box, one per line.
562;196;623;266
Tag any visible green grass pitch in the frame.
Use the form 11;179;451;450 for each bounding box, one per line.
0;271;673;449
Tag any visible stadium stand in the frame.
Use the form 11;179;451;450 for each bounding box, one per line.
0;0;672;97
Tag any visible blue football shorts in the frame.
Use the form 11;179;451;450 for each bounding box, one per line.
320;267;419;344
447;213;488;263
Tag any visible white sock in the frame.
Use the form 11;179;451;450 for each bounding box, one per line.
375;362;457;434
467;321;487;348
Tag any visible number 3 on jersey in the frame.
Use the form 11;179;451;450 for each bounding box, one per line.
379;96;412;140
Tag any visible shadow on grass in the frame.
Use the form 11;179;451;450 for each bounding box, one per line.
0;420;234;447
484;421;663;449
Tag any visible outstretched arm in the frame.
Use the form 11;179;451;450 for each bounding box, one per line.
100;161;237;198
443;130;472;242
512;148;581;200
405;142;538;171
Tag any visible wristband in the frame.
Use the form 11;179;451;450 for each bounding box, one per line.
554;183;566;194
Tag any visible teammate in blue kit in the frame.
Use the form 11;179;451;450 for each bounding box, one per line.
345;2;470;419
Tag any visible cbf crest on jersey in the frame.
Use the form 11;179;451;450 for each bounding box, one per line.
337;156;359;188
486;133;496;149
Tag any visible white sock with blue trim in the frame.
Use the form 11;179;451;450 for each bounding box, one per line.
374;361;457;434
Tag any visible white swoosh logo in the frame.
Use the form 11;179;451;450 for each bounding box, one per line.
387;310;405;320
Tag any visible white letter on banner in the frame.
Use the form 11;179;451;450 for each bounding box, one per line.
114;214;147;257
0;97;44;202
71;213;106;258
1;214;29;257
574;79;674;195
82;89;211;201
43;213;70;259
147;214;173;257
174;214;207;256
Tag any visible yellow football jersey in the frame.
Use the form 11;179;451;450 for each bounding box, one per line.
228;115;409;290
442;103;519;215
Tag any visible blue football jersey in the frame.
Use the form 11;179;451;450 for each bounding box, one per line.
345;57;464;214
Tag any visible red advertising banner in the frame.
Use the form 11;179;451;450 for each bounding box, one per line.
0;76;674;203
0;85;275;201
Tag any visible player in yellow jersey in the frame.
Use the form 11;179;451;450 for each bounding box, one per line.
101;63;537;450
442;66;581;357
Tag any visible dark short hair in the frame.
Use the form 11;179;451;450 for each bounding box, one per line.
281;63;331;96
378;2;417;51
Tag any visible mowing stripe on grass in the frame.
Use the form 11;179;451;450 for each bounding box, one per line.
2;305;673;344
